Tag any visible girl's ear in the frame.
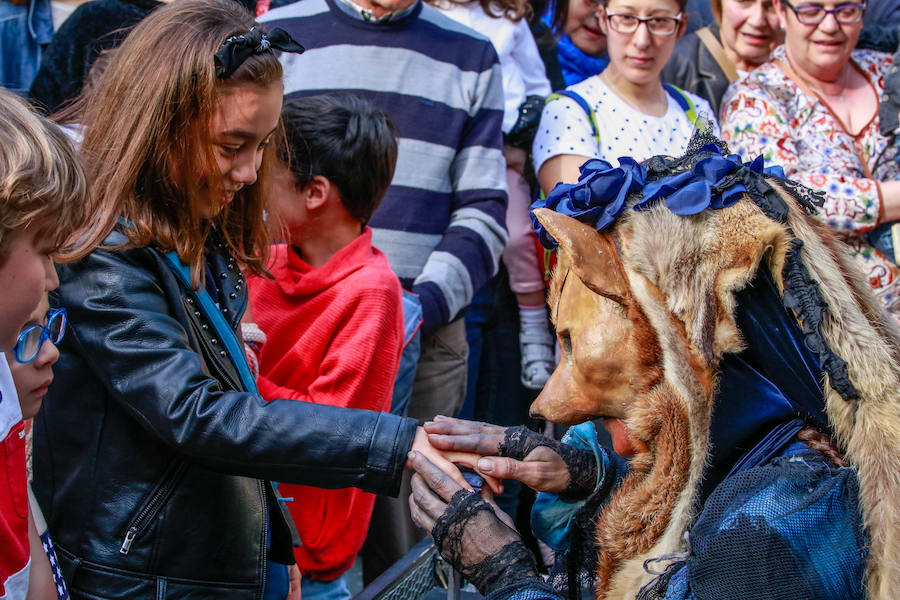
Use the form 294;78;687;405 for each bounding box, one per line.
304;175;331;210
772;0;787;29
676;11;689;38
597;8;610;35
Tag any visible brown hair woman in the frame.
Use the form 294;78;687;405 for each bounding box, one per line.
31;1;471;598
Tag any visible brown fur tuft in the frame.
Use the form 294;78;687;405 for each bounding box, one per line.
593;384;692;598
797;427;848;468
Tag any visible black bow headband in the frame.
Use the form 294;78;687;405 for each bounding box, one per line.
214;26;304;79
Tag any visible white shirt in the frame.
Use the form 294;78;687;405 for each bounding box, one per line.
0;353;22;441
433;2;551;133
50;1;77;31
533;76;718;174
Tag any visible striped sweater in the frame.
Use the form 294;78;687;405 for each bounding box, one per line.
261;0;509;334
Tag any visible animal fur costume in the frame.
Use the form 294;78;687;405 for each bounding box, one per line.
526;133;900;600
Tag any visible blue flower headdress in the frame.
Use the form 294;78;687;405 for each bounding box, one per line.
530;132;858;402
530;136;822;249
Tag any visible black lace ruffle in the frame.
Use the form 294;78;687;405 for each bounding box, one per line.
781;240;860;401
431;489;541;594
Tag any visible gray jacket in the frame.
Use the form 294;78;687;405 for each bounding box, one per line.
661;22;731;116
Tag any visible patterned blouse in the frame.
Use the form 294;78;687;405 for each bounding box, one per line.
721;46;900;318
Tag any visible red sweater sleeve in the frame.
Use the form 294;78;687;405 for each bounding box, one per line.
250;254;404;579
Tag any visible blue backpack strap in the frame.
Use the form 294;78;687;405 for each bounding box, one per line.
161;251;260;396
546;89;600;146
662;83;703;129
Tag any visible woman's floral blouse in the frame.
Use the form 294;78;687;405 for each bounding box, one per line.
722;46;900;319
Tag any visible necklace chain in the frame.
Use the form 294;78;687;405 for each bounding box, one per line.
599;70;668;114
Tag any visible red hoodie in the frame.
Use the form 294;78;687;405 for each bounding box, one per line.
249;229;403;580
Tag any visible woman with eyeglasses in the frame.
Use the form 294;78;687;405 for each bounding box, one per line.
533;0;718;198
661;0;784;113
721;1;900;321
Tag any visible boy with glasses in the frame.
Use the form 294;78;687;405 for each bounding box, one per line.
9;295;68;600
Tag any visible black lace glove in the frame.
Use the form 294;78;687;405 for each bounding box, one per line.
499;426;598;500
431;489;541;595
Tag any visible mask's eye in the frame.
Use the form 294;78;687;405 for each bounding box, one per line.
558;330;573;367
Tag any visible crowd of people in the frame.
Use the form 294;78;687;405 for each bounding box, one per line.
2;0;900;599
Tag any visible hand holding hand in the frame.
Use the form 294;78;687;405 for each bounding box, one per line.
407;427;503;494
425;417;597;497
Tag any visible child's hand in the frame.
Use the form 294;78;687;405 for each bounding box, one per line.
504;145;527;176
286;564;301;600
425;417;592;496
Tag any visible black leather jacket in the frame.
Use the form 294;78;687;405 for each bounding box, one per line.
33;230;418;599
661;22;731;115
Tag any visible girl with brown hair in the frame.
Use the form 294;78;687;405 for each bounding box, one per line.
31;1;472;598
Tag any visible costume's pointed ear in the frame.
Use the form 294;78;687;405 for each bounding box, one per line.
533;208;630;304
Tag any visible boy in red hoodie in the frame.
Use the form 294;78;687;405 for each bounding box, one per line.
247;93;404;600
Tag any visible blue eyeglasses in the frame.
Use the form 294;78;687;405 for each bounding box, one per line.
13;308;67;364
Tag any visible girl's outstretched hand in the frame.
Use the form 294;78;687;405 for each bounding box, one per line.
425;416;596;497
407;426;503;494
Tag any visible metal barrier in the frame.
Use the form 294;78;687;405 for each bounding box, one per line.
353;538;483;600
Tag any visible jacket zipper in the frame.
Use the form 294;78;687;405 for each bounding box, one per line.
258;479;268;600
120;461;189;554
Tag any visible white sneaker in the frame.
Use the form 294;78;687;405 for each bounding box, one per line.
520;331;555;390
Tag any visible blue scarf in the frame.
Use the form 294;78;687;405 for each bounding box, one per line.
557;34;608;87
699;267;828;502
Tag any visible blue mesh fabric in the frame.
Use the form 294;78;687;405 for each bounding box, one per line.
488;580;565;600
685;447;867;600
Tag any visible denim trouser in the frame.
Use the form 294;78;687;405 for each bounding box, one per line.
262;562;289;600
300;574;352;600
462;268;541;518
389;290;423;417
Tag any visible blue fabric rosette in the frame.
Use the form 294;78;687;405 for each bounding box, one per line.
531;143;784;249
530;157;645;249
